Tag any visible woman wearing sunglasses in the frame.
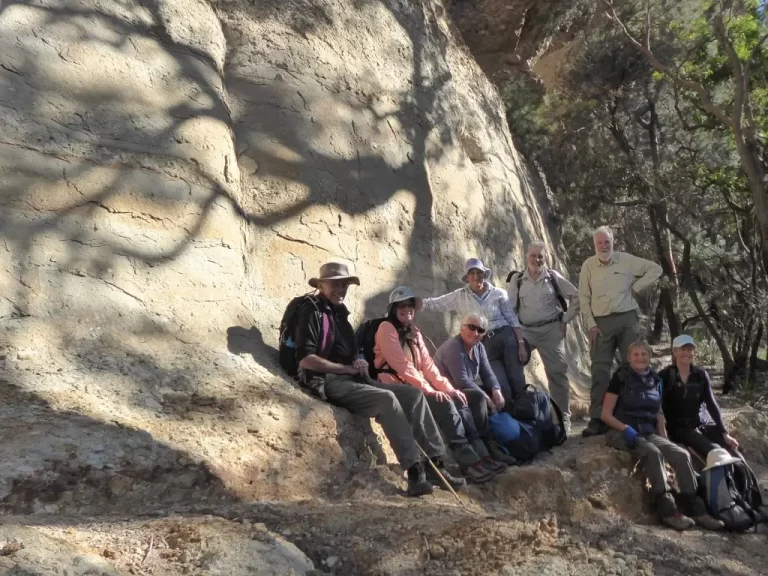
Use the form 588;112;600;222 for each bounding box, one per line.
374;287;507;484
434;314;517;465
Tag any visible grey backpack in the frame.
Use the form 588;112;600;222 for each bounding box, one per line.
701;459;763;531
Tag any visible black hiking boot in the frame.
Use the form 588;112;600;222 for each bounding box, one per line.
487;440;517;466
581;419;607;438
406;462;434;497
461;461;496;484
425;458;467;491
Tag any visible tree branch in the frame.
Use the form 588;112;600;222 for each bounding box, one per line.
601;0;735;129
712;9;746;135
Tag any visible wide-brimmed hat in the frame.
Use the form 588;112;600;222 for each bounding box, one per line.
461;258;491;283
387;286;416;313
308;262;360;289
672;334;696;348
702;448;741;471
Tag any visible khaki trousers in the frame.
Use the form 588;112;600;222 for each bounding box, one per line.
323;374;445;470
522;321;570;422
589;311;640;419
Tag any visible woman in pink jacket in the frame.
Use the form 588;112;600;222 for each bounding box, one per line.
374;286;506;484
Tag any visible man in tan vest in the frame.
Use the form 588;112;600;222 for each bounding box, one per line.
508;242;579;432
579;226;662;437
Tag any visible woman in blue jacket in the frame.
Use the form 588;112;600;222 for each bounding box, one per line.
601;341;722;532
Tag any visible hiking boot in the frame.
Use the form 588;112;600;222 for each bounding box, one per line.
693;515;725;531
661;512;695;531
425;459;467;491
581;419;607;438
480;456;508;474
487;440;518;466
406;462;434;497
461;461;496;484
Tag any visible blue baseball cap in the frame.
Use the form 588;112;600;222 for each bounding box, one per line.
672;334;696;348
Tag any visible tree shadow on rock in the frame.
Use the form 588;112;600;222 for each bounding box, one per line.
226;326;280;373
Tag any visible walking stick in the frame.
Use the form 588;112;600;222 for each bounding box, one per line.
416;442;466;506
361;374;470;509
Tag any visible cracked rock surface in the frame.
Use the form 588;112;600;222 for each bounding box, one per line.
11;1;768;575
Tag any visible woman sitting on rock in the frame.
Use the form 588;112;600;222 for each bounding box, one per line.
601;341;723;531
374;286;507;485
659;334;739;459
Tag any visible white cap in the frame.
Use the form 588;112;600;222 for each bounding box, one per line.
702;448;741;471
672;334;696;348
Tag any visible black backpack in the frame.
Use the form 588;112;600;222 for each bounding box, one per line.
509;385;568;450
506;269;568;314
354;318;402;380
278;294;325;377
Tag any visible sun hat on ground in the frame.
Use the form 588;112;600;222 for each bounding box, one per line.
308;262;360;289
701;448;741;471
672;334;696;348
461;258;491;283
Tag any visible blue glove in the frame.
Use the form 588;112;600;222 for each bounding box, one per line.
623;426;639;447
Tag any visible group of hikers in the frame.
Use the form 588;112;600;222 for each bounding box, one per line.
279;225;766;532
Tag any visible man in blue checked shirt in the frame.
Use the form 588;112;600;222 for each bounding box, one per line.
416;258;528;401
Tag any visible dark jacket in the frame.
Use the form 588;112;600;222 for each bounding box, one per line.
294;296;357;396
660;364;726;433
610;364;663;435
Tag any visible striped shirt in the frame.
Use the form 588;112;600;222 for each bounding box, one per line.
421;282;521;330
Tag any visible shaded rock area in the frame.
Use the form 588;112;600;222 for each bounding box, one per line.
449;0;593;81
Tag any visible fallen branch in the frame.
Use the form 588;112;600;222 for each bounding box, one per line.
140;535;154;566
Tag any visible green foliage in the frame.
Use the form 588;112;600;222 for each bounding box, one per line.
502;0;768;378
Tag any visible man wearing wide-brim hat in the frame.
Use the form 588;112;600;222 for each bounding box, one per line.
292;261;446;497
416;258;528;403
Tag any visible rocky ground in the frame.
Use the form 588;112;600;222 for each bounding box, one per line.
1;326;767;576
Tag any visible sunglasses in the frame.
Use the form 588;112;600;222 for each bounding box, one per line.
463;324;486;335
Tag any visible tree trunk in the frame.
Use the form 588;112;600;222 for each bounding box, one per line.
748;321;764;381
664;221;736;388
649;203;680;338
649;287;679;344
650;295;664;344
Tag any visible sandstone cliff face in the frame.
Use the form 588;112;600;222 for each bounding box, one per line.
0;0;571;505
449;0;591;81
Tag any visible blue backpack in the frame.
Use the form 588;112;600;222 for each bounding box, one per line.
510;386;567;450
489;386;567;463
489;412;540;463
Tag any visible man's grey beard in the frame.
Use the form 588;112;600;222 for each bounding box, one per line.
597;249;614;262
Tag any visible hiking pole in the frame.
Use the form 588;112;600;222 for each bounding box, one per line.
415;442;466;507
